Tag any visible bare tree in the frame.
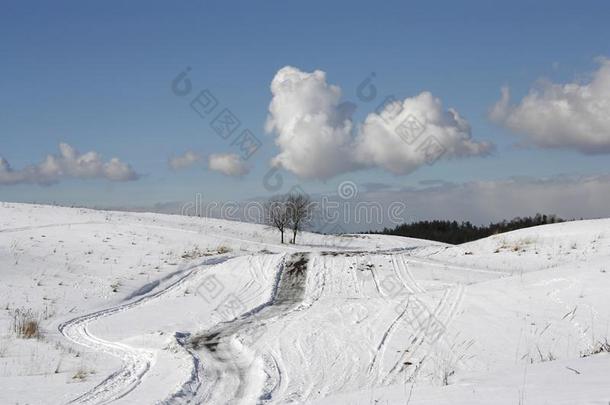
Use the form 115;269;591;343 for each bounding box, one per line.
286;193;313;244
265;196;290;244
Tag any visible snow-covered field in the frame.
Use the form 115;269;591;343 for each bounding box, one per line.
1;202;609;404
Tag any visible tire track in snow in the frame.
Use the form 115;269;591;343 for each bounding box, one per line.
58;255;230;405
404;255;511;276
383;283;465;384
162;254;285;405
0;221;103;233
363;253;467;385
187;253;310;405
395;254;426;293
367;255;428;380
259;256;332;402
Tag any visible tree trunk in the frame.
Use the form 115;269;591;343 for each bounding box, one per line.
280;230;284;244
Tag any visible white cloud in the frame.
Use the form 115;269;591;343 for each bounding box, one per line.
168;150;202;170
103;158;138;181
265;66;356;179
0;143;138;186
355;92;493;174
265;66;492;180
490;58;610;154
208;153;249;177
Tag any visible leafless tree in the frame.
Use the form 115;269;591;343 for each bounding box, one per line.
286;193;313;244
265;196;290;244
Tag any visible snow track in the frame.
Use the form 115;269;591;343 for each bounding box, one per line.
57;249;472;405
187;253;309;405
58;256;230;405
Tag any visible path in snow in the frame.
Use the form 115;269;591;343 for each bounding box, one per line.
58;251;473;404
184;253;309;405
58;256;230;405
252;252;468;402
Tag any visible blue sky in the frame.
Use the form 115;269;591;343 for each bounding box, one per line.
2;0;610;223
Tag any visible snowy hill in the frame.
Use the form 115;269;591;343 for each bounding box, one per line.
1;202;609;404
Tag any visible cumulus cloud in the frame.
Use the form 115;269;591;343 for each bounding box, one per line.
265;66;356;179
265;66;492;180
168;150;202;170
355;92;493;174
489;58;610;153
208;153;250;177
0;143;138;186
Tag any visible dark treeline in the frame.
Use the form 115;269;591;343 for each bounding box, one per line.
373;213;566;244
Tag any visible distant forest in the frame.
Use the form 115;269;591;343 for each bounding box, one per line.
372;213;566;244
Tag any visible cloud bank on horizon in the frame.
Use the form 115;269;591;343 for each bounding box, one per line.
366;174;610;226
490;57;610;153
265;66;494;180
0;143;138;185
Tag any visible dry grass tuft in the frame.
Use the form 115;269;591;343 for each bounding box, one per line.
216;245;232;254
10;308;41;339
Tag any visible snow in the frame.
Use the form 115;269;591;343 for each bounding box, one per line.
1;201;609;404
